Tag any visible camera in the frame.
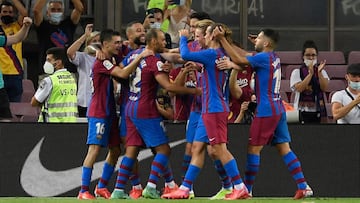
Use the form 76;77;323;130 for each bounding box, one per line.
248;102;257;112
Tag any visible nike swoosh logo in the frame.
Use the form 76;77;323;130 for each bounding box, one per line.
209;138;215;142
20;137;185;197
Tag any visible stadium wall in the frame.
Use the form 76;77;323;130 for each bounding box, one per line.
0;123;358;197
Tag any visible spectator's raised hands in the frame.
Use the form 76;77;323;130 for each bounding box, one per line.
84;24;94;37
318;60;326;73
23;17;33;27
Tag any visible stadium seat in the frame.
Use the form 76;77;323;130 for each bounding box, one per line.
284;65;299;80
348;51;360;65
318;51;346;65
325;65;347;80
277;51;302;79
277;51;303;65
21;79;35;102
9;102;40;122
326;80;347;93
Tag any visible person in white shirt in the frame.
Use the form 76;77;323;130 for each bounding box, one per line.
67;24;100;117
331;63;360;124
290;40;329;123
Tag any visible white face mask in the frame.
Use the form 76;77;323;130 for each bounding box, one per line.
349;80;360;91
250;78;255;91
43;61;55;74
304;59;317;67
150;22;162;29
49;12;63;24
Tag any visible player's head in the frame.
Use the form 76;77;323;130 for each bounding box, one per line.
346;63;360;91
254;28;279;52
46;0;64;25
146;28;166;53
100;29;122;56
126;21;146;46
206;23;232;48
189;11;211;36
194;19;214;47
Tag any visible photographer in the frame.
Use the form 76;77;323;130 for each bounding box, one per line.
234;94;256;124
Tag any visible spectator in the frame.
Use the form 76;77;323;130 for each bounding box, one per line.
143;7;172;49
33;0;84;77
290;40;329;123
67;24;100;117
163;0;192;48
0;0;28;102
31;47;78;122
0;16;32;121
331;63;360;124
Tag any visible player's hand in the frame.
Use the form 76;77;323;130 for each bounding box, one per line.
213;25;225;40
217;57;239;70
84;24;93;37
96;49;106;60
183;61;197;72
179;29;190;38
23;17;33;27
140;48;154;58
318;60;326;73
194;87;202;95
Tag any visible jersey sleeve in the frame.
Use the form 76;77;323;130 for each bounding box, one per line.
179;36;215;65
246;53;267;70
34;77;52;103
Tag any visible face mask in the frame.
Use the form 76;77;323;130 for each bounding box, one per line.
150;22;162;29
349;80;360;91
49;12;63;24
250;79;255;91
43;61;55;74
304;59;317;67
1;15;15;25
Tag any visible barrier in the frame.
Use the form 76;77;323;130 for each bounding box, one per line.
0;123;358;197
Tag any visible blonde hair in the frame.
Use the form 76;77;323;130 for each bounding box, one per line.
85;31;100;46
209;23;233;44
195;19;214;34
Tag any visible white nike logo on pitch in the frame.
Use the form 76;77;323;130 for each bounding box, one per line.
20;137;185;197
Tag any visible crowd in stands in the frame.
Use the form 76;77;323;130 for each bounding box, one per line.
0;0;358;124
1;0;360;201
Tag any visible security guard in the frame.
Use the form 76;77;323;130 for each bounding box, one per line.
31;47;78;122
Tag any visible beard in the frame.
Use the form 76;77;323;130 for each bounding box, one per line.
134;36;146;46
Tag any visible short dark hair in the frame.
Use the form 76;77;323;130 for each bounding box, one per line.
46;47;66;62
190;11;211;20
347;63;360;76
0;1;14;12
261;29;279;45
145;28;161;44
302;40;318;56
100;29;120;44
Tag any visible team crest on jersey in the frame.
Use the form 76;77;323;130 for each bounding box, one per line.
103;60;114;70
157;61;164;71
